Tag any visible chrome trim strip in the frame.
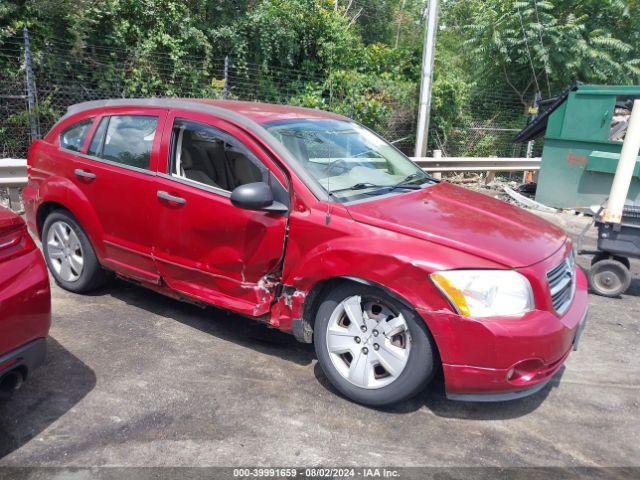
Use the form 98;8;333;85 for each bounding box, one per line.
156;172;231;198
547;251;576;315
67;149;157;177
549;275;572;296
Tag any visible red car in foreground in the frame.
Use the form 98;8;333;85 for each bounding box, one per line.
0;205;50;397
24;99;588;406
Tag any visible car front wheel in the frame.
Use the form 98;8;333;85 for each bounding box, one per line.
313;283;436;406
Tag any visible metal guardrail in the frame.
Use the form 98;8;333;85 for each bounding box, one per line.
0;156;540;188
411;157;541;172
0;159;26;212
0;158;27;187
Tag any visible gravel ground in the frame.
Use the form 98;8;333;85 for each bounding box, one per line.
0;210;638;470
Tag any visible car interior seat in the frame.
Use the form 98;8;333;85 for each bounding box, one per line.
180;147;218;187
225;145;263;187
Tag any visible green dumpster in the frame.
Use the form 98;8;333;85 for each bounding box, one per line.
515;85;640;210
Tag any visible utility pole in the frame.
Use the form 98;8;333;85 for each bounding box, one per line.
414;0;439;158
23;26;40;141
222;55;229;99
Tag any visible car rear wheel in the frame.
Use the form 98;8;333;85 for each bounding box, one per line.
313;283;435;406
42;210;110;293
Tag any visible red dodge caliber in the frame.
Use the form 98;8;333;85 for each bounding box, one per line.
0;205;50;396
24;99;588;406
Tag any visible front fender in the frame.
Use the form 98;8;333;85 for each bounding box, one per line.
284;237;454;313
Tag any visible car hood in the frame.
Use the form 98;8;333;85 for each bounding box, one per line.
346;182;567;268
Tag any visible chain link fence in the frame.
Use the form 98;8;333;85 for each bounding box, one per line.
430;94;542;159
1;30;535;161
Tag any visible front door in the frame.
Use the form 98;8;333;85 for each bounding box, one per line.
153;111;289;316
73;108;167;284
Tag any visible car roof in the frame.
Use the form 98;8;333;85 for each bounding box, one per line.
190;99;345;123
65;98;346;124
59;98;334;202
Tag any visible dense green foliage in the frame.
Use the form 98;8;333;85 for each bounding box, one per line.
447;0;640;102
1;0;638;156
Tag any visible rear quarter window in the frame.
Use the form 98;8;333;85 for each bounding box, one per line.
60;119;93;152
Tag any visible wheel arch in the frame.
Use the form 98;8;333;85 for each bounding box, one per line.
301;275;443;366
35;179;106;259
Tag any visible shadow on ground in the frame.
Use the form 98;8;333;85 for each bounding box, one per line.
0;337;96;460
105;278;315;367
95;278;552;420
313;362;559;419
623;278;640;297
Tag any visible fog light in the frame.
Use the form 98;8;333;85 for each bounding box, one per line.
508;359;544;384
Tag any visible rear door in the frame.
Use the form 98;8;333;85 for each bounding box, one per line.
153;110;289;316
73;107;168;284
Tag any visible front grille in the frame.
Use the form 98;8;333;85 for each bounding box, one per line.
547;251;576;315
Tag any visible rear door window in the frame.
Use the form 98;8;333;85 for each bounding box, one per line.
88;115;158;170
60;119;93;152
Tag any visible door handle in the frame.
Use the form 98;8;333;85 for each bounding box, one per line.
74;168;96;179
157;190;186;205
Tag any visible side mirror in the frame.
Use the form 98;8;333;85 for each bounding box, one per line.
230;182;288;213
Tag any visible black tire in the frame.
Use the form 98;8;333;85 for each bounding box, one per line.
42;210;110;293
591;252;631;270
591;252;609;266
588;258;631;297
313;283;436;406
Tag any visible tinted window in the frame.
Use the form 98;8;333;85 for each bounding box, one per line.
97;115;158;170
87;117;108;157
169;119;265;191
60;119;93;152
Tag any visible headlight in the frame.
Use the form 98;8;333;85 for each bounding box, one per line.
430;270;534;318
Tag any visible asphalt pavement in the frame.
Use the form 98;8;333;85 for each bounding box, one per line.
0;211;638;469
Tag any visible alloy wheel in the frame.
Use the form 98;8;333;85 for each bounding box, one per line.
325;295;412;389
46;220;84;282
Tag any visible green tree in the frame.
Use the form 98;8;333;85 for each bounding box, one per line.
446;0;640;104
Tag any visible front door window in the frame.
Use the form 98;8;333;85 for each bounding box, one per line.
168;118;265;191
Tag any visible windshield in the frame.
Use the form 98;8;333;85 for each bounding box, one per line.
264;118;431;202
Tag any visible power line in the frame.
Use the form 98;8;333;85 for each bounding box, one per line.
515;1;541;95
532;0;552;96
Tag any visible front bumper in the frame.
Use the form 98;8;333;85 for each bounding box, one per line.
419;266;589;401
446;306;587;402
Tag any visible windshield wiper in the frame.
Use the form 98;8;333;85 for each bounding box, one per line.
387;173;428;191
329;174;429;197
329;182;388;194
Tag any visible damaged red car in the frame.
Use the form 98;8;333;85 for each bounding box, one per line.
0;205;50;397
24;99;588;406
